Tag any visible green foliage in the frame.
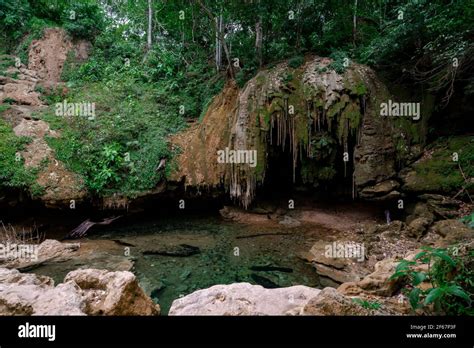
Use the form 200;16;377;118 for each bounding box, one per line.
61;2;105;40
1;0;104;58
288;56;305;69
460;211;474;229
328;50;349;74
352;298;381;310
41;75;186;197
235;58;259;89
390;246;473;315
413;136;474;193
0;118;37;190
358;0;474;96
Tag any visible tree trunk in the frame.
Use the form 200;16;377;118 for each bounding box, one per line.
353;0;358;46
147;0;153;51
255;17;263;67
197;0;234;78
215;14;223;71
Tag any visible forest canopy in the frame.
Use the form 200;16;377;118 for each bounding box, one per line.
1;0;473;95
0;0;472;197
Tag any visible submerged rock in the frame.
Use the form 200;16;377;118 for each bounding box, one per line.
142;244;200;257
250;273;280;288
168;283;321;315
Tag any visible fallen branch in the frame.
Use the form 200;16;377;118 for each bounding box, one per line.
236;232;291;239
67;216;122;239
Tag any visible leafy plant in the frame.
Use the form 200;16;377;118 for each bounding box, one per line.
0;118;37;190
288;56;305;69
328;50;349;74
460;211;474;228
390;246;473;315
352;298;381;310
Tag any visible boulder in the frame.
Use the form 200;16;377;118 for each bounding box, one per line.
420;194;463;219
306;240;369;286
431;219;474;246
64;269;160;316
359;180;400;200
0;239;80;270
405;217;432;239
338;258;401;297
0;268;159;316
406;202;434;225
302;287;407;315
0;268;85;315
1;82;42;106
169;283;321;315
303;287;373;315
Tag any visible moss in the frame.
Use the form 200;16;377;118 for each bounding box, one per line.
343;70;367;96
255;74;266;88
295;115;309;146
0;104;11;114
254;139;267;180
412;136;474;193
327;96;348;119
352;82;367;96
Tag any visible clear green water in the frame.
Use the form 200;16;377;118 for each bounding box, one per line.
32;214;323;314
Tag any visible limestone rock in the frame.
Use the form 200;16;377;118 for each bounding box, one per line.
338;258;401;297
307;240;369;286
0;239;80;270
420;194;463;219
1;82;42;106
303;287;372;315
359;180;400;200
302;287;407;315
406;217;432;239
278;215;301;227
431;219;474;246
0;268;159;316
406;202;435;225
169;283;320;315
64;269;160;316
0;268;85;315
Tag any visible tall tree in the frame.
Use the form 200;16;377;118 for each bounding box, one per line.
215;13;223;71
255;16;263;67
147;0;153;51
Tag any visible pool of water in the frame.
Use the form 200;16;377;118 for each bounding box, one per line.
32;214;326;314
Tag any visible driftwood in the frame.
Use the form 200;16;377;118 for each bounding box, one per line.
236;232;291;239
67;216;121;239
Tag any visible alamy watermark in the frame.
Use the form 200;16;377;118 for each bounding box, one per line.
324;241;365;262
217;147;257;168
55;100;96;120
380;99;420;121
0;242;39;262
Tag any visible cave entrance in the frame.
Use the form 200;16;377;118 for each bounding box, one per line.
257;119;358;202
259;144;295;199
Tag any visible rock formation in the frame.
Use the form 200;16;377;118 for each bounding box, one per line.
0;268;159;316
